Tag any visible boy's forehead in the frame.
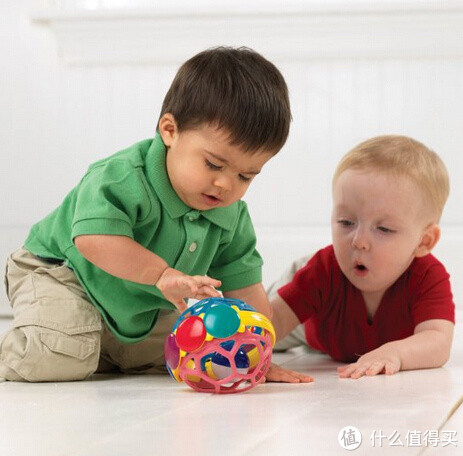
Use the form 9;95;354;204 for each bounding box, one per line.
193;126;272;167
192;123;275;157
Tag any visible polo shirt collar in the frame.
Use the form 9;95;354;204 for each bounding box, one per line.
145;134;238;230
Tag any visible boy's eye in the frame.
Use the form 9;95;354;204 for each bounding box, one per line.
338;219;354;227
205;159;222;170
378;226;395;233
239;174;251;183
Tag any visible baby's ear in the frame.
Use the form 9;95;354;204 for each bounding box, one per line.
415;223;441;257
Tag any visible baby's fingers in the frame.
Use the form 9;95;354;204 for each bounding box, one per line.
338;363;358;378
286;370;314;383
385;362;399;376
366;361;385;376
267;369;301;383
350;365;368;379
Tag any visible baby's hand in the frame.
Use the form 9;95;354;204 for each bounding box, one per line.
156;267;221;313
264;362;314;384
337;344;401;379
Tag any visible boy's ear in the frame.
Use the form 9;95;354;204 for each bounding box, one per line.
414;223;441;257
158;113;178;147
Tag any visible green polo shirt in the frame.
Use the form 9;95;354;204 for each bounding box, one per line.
24;135;263;343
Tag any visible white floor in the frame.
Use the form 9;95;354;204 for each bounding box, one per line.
0;318;461;456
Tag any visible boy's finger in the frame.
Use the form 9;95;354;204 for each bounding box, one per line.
194;275;222;287
182;278;198;295
196;285;221;297
174;299;188;313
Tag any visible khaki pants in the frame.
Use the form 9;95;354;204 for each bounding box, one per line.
0;248;178;382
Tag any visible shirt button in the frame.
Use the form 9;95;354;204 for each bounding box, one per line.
187;211;200;222
188;242;198;252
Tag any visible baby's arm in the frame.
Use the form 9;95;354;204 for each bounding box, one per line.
338;319;454;379
74;234;221;312
223;282;272;319
266;294;314;383
224;285;313;383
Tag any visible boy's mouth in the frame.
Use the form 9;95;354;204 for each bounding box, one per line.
201;193;221;207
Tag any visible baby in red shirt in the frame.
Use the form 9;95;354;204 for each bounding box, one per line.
267;135;455;382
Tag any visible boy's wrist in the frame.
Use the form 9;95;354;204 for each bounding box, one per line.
154;265;170;287
136;256;169;286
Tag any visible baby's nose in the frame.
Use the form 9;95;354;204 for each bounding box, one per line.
352;229;370;251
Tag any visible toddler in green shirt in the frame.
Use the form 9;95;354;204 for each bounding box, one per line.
1;47;291;382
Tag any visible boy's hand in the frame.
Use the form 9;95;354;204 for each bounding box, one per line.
264;362;314;383
156;267;222;313
337;344;401;379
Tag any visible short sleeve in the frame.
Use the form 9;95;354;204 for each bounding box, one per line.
71;160;152;240
208;202;263;291
277;248;329;323
411;260;455;326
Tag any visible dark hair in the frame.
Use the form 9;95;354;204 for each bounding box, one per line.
158;46;291;154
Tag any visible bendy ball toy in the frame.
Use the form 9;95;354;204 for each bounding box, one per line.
164;297;275;394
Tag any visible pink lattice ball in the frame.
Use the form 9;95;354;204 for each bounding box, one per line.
164;298;275;394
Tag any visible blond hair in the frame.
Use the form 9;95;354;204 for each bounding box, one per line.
333;135;449;221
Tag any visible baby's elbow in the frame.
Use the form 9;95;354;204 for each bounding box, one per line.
437;345;452;367
433;336;453;368
267;304;274;321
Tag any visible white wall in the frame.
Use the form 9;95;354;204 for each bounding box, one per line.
1;1;462;314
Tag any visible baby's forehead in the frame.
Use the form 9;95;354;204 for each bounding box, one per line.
335;167;427;195
333;169;429;214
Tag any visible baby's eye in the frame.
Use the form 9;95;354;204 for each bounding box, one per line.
338;219;354;227
239;174;251;183
377;226;395;233
205;159;222;170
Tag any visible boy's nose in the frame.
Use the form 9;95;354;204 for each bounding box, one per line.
213;175;232;192
352;229;370;251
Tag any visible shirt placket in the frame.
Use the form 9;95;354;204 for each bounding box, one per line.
174;210;206;273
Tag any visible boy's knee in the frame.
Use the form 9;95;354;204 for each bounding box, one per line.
0;325;100;382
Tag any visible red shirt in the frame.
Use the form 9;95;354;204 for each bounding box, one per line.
278;245;455;363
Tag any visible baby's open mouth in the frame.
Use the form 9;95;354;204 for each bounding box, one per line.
354;261;368;275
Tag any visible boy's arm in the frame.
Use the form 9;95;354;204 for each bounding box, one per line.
338;319;454;379
74;234;221;312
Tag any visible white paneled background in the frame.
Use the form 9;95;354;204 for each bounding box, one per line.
1;1;463;314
